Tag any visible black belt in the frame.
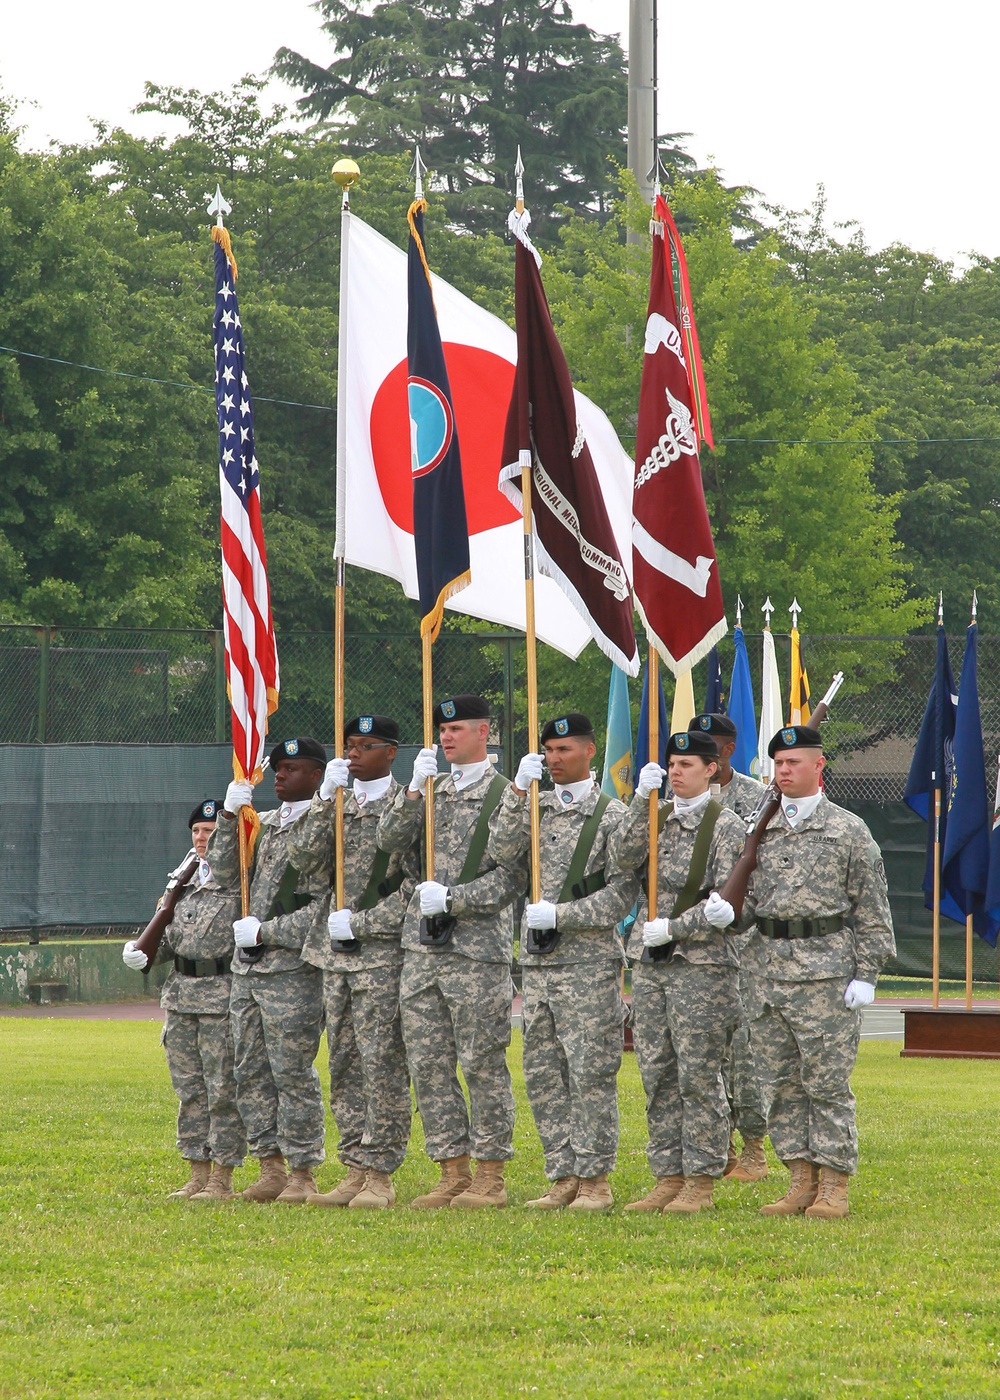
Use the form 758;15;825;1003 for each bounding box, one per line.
757;916;842;940
173;956;231;978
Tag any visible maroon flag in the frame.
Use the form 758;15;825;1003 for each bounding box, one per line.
500;218;638;674
632;195;725;674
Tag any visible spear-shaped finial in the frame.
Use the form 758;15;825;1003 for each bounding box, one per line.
938;591;944;626
735;594;744;627
515;146;525;215
762;596;774;629
972;589;979;622
647;146;668;201
412;145;427;201
206;184;232;228
789;596;801;629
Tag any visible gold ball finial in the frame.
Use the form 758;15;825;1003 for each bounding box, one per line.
332;158;360;190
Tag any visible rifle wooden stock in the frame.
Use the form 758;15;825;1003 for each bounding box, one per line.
132;855;199;969
719;674;844;920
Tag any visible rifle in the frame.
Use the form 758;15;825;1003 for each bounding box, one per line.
131;854;200;970
719;671;845;921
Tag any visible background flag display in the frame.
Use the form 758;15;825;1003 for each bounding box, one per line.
670;668;696;734
341;215;634;659
755;625;783;782
635;657;669;777
631;194;725;675
941;621;994;940
904;624;958;916
985;757;1000;942
728;624;757;777
704;645;725;714
789;617;812;724
407;200;470;640
602;666;634;799
212;226;279;794
500;220;638;674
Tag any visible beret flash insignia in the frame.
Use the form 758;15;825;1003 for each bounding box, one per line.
676;733;689;750
782;728;795;746
442;700;456;719
285;739;299;755
202;801;215;818
555;718;569;736
699;716;711;730
359;716;373;733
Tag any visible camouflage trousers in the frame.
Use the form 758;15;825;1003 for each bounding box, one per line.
724;965;767;1140
324;963;412;1175
747;973;860;1175
522;963;625;1180
230;967;326;1170
631;957;740;1179
399;951;515;1163
162;1010;246;1165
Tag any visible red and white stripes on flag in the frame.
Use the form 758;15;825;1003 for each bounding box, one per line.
212;227;279;784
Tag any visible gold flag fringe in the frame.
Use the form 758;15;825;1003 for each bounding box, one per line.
212;224;239;280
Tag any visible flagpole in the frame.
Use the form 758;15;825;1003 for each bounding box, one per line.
647;645;659;921
931;591;944;1008
332;158;360;910
514;150;541;903
964;589;980;1011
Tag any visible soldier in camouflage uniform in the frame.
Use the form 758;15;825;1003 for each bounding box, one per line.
123;799;245;1201
209;737;329;1205
609;731;744;1214
688;712;769;1183
286;714;418;1210
488;713;638;1211
377;694;525;1210
740;725;895;1219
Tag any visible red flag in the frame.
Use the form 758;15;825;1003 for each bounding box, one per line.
500;216;638;675
632;196;725;674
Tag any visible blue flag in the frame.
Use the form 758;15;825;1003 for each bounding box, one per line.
728;625;756;776
635;657;669;785
941;622;994;940
704;645;725;715
985;756;1000;942
904;625;957;918
407;200;471;641
602;666;634;799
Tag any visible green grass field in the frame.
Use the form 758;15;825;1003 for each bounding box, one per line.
2;1023;999;1399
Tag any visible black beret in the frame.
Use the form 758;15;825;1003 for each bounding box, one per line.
433;694;490;724
767;725;823;759
666;730;720;759
268;736;328;769
689;712;737;739
540;712;595;743
345;714;399;745
188;798;223;828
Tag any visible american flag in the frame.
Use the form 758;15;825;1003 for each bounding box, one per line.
212;230;279;784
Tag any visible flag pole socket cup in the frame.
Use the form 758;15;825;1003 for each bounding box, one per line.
333;158;360;190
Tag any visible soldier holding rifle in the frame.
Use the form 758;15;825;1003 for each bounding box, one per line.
122;798;245;1201
488;713;638;1212
377;695;525;1210
609;731;744;1215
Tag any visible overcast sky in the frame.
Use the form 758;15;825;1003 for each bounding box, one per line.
4;0;996;263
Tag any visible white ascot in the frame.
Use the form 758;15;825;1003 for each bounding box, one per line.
781;792;823;828
554;778;594;809
278;799;312;829
353;774;392;806
451;758;491;791
671;790;713;817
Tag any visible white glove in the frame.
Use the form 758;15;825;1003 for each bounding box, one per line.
328;908;356;942
320;757;351;801
417;880;451;916
408;746;439;795
122;941;148;971
704;891;735;928
636;762;667;800
224;780;254;815
514;753;544;792
642;918;673;947
233;915;262;948
844;979;876;1010
525;900;557;930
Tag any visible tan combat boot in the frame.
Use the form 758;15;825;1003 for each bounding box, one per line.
166;1159;211;1200
730;1138;769;1182
623;1176;685;1212
567;1174;613;1212
524;1176;580;1209
759;1159;819;1216
305;1166;368;1208
240;1154;289;1203
450;1159;507;1209
410;1155;473;1209
275;1167;319;1204
189;1164;236;1202
662;1174;715;1214
804;1167;850;1220
349;1170;396;1210
723;1131;739;1178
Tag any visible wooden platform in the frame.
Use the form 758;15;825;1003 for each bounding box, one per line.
901;1005;1000;1059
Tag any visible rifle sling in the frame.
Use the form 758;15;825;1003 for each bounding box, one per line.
656;799;723;919
448;773;508;886
557;793;612;903
355;848;403;912
265;862;314;921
